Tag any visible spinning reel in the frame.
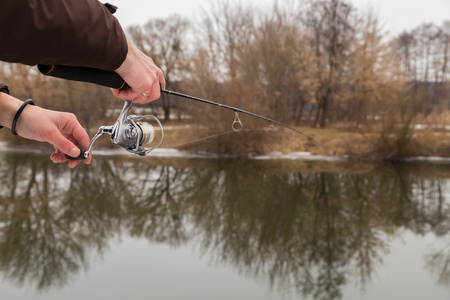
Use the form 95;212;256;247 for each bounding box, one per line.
67;100;164;160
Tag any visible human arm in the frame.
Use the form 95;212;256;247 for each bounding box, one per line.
0;0;164;104
0;92;91;168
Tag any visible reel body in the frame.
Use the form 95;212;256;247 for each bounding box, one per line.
73;100;164;159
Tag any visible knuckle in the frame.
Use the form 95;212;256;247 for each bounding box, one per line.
57;111;77;122
142;79;155;90
149;72;158;82
68;112;76;118
64;112;78;122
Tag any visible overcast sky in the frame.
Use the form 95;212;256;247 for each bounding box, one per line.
110;0;450;36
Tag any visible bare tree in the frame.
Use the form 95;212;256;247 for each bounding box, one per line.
198;0;256;83
396;22;450;113
304;0;356;128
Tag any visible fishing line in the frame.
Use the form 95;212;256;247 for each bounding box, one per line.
168;127;273;149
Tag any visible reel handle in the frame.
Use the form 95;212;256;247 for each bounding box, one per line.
38;65;130;90
64;126;112;160
65;148;88;160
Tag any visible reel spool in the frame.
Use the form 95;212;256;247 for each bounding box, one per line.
124;114;164;156
137;122;156;146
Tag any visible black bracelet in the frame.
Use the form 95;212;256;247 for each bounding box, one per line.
11;99;35;136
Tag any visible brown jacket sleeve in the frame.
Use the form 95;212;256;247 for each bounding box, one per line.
0;0;128;71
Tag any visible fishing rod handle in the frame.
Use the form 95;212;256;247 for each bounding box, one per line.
37;65;179;96
37;64;130;90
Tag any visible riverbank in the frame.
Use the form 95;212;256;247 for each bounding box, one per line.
2;124;450;161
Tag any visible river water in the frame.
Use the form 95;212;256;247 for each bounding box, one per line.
0;151;450;300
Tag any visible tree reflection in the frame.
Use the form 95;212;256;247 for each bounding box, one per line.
426;243;450;287
0;154;449;299
0;154;123;289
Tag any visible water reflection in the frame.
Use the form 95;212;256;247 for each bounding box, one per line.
0;153;449;298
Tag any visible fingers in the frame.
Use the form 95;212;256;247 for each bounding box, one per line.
68;115;91;151
46;113;92;168
158;68;166;91
111;77;163;104
51;149;82;168
50;135;92;167
49;131;83;168
137;79;162;103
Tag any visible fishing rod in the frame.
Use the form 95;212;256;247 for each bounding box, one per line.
37;65;320;159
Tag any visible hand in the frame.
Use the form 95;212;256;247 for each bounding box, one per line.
16;104;91;168
112;38;166;104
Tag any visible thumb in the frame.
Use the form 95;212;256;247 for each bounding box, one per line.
49;130;80;157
